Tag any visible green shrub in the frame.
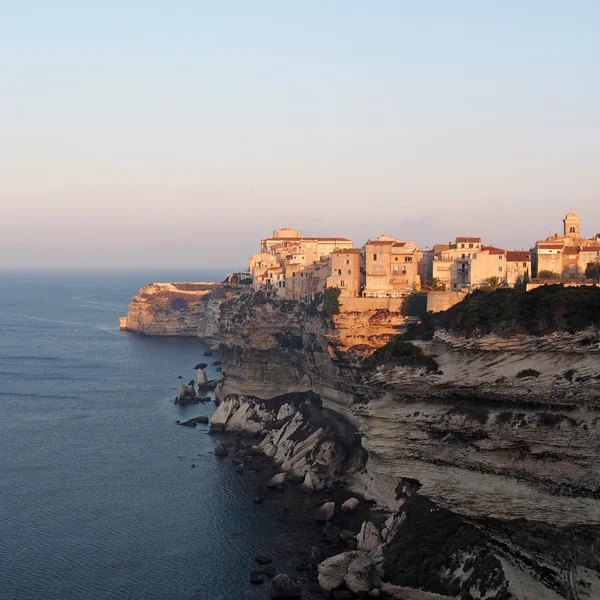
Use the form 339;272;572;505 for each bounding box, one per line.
366;339;439;372
323;287;342;317
401;291;428;317
170;297;187;310
516;369;540;378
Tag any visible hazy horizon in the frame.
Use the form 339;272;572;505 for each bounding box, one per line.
2;1;599;270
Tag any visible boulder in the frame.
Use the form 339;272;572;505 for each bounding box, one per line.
318;551;359;592
341;497;360;513
255;555;273;565
250;570;265;584
214;441;228;456
266;473;286;489
263;565;277;578
193;362;208;370
356;521;380;552
270;574;301;598
323;521;341;543
368;589;381;598
301;470;316;491
344;553;381;597
314;502;335;522
235;464;244;473
178;416;209;426
197;368;208;386
203;350;213;357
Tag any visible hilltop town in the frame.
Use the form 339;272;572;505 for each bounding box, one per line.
247;210;600;311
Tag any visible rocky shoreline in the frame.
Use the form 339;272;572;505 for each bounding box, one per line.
208;431;385;598
133;282;600;599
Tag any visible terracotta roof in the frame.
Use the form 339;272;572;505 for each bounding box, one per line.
506;251;531;262
456;236;481;243
392;242;407;247
536;243;563;250
331;248;362;254
481;245;506;255
366;240;396;245
580;246;600;253
563;246;580;255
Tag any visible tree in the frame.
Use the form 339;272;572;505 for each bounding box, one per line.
401;291;428;317
323;287;342;316
423;277;445;292
585;260;600;283
482;276;507;291
537;270;561;281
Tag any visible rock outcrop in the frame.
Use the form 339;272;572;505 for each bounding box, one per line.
214;292;600;600
124;285;600;599
121;282;230;341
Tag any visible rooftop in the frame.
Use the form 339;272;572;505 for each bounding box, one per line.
506;251;531;262
482;245;506;255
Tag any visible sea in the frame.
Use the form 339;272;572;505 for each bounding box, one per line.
0;271;316;600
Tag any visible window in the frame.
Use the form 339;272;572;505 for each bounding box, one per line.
373;254;377;261
340;280;346;287
462;254;466;259
469;243;473;248
394;257;398;261
345;259;351;265
523;262;526;267
498;255;502;260
348;269;352;275
337;269;342;276
461;244;465;248
498;266;503;272
404;257;412;262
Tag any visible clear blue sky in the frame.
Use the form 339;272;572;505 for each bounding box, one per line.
2;1;599;270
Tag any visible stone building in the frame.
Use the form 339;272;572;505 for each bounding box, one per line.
363;237;422;298
260;229;352;262
326;248;363;297
433;237;531;291
506;251;532;286
533;210;600;278
432;237;482;291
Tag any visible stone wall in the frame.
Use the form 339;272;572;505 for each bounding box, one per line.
426;290;467;313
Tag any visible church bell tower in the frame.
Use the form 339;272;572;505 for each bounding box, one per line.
563;209;580;240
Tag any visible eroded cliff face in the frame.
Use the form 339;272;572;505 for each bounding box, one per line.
215;293;600;599
123;282;231;342
121;285;600;598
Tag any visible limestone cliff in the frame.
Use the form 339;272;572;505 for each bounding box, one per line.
215;292;600;599
121;283;600;598
122;282;229;342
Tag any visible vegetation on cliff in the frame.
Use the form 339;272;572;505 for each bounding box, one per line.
400;285;600;342
434;285;600;336
323;287;342;317
365;338;439;372
383;497;511;600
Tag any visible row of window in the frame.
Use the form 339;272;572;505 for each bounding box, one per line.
373;254;412;262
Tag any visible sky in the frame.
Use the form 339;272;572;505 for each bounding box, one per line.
1;1;599;270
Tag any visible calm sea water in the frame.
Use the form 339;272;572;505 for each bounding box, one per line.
0;271;314;600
